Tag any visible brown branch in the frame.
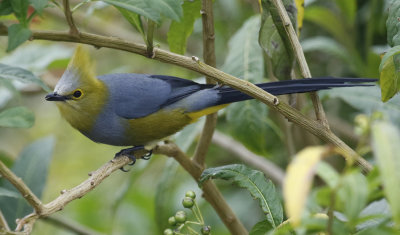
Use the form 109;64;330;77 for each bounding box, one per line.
43;216;105;235
268;0;329;128
0;161;43;214
62;0;79;37
212;131;285;186
0;27;371;172
0;142;246;234
153;143;248;235
193;0;218;166
12;155;133;232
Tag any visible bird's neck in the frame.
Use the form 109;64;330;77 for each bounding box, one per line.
57;78;108;134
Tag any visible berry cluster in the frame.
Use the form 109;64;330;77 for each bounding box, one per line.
164;191;211;235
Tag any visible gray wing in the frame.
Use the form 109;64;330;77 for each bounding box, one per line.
98;74;212;119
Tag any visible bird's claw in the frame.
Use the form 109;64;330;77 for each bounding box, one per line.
114;146;151;172
141;149;153;160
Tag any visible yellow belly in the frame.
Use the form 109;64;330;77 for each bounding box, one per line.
126;104;228;145
126;108;192;145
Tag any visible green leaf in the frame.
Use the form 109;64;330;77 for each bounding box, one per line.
116;6;145;39
1;44;73;72
304;6;352;49
0;63;50;92
174;118;205;152
386;0;400;47
6;24;32;52
371;121;400;225
167;0;201;54
10;0;29;24
379;45;400;102
334;0;356;25
199;164;283;228
222;16;272;154
154;159;179;233
249;219;272;235
148;0;182;22
103;0;182;23
315;161;340;189
358;199;391;230
321;86;400;126
301;36;349;65
0;106;34;128
102;0;161;23
0;137;54;228
259;0;296;79
0;0;13;16
222;16;263;83
0;187;19;198
30;0;49;13
336;171;368;223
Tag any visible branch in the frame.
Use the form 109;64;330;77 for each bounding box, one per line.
193;0;218;166
0;161;43;214
212;131;285;187
43;216;105;235
153;143;248;235
267;0;329;128
0;142;246;234
0;210;10;231
0;26;371;172
10;155;132;232
62;0;79;37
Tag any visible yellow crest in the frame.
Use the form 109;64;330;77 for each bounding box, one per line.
67;45;96;82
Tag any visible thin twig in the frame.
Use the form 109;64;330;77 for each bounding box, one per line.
43;216;105;235
212;131;285;186
268;0;329;128
13;155;133;232
0;26;371;172
0;209;10;231
62;0;79;37
146;19;155;57
0;161;44;214
154;143;248;235
193;0;218;166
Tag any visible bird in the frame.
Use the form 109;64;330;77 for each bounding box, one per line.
45;46;376;166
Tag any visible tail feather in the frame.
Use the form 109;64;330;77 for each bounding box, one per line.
217;77;377;105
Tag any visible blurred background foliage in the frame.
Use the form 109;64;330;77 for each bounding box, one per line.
0;0;399;234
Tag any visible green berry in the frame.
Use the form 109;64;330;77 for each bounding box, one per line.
174;211;187;223
164;228;174;235
168;216;177;226
201;225;211;234
182;197;194;208
185;190;196;199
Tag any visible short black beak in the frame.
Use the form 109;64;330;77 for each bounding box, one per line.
45;93;67;101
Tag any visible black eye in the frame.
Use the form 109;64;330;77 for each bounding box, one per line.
73;90;82;98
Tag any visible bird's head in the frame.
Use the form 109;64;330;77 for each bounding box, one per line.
45;45;107;130
46;45;106;108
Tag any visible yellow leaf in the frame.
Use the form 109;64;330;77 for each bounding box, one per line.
295;0;305;35
283;146;329;227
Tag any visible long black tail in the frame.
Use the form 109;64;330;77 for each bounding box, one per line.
217;77;377;105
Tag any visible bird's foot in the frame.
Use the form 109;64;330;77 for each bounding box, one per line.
114;146;153;172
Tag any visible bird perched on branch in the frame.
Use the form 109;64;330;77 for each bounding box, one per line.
45;46;376;166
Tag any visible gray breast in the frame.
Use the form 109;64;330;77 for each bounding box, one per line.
87;103;132;146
